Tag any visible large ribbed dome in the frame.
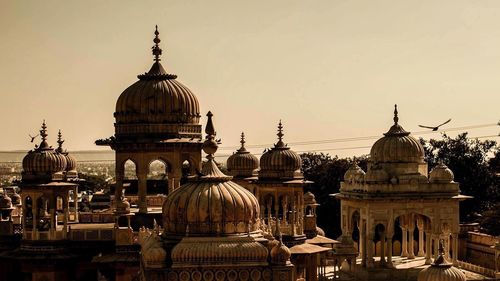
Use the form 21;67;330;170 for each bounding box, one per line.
22;122;67;180
259;121;302;180
227;132;259;178
370;105;424;163
113;27;201;140
114;62;200;125
162;112;260;236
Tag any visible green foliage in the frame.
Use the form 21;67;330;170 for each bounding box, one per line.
420;133;499;222
78;173;108;192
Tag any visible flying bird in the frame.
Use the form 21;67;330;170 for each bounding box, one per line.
418;119;452;131
29;134;39;143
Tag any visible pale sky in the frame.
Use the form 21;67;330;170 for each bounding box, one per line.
0;0;499;158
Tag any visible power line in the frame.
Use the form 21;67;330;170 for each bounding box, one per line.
217;122;499;150
0;130;497;164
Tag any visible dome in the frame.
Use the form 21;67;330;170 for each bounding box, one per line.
429;162;454;183
344;161;366;184
304;191;317;205
0;193;13;210
270;237;291;265
114;27;200;131
370;105;425;164
162;112;261;236
227;132;259;178
138;226;166;268
10;191;21;206
259;121;302;180
56;130;77;173
418;245;466;281
22;122;67;180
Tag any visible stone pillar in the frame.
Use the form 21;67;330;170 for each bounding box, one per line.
32;195;38;239
138;172;147;213
407;226;415;259
433;234;439;259
401;226;408;257
417;218;425;257
452;233;458;266
379;230;386;266
63;199;68;239
360;221;366;266
386;236;394;268
425;231;432;264
115;169;124;208
73;186;79;222
445;235;450;261
366;231;375;268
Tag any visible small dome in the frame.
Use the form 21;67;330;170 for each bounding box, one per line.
365;165;389;183
370;105;424;163
227;132;259;178
56;130;77;173
0;193;13;210
259;121;302;180
115;28;200;128
304;191;317;205
418;246;466;281
429;162;454;183
270;238;291;265
344;162;366;184
22;122;67;179
138;227;166;268
10;192;21;206
316;226;325;236
162;112;260;236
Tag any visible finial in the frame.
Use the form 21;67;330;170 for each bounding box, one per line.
237;132;248;153
276;120;285;147
40;120;47;141
393;104;399;125
152;25;162;62
56;129;65;153
202;111;218;158
432;239;449;266
205;111;215;136
38;120;50;150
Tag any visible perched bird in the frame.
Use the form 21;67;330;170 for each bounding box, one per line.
29;134;39;143
418;119;451;131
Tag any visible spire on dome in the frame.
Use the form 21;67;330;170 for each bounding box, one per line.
432;240;451;267
384;104;410;136
56;129;65;153
137;26;177;80
152;25;162;62
237;132;248;153
275;120;285;148
38;120;50;150
205;111;215;137
393;104;399;125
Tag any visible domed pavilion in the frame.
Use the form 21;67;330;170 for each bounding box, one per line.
96;26;203;213
336;105;470;270
140;112;295;281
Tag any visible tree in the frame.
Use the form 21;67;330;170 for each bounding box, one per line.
300;152;367;238
420;133;499;222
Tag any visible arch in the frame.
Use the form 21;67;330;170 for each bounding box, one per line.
147;157;172;173
147;159;168;180
123;159;138;180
